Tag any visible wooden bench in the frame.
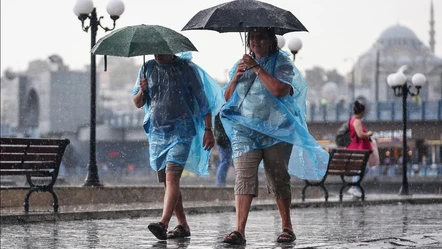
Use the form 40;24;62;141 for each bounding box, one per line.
302;148;372;202
0;137;70;212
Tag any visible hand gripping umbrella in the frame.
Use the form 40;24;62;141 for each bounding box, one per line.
182;0;308;52
91;24;198;71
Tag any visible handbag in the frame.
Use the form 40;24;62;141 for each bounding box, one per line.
368;139;380;167
214;113;230;148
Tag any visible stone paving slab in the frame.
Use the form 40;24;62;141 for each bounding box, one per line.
2;203;442;248
318;233;442;249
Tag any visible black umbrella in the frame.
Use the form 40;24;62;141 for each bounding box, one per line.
182;0;308;35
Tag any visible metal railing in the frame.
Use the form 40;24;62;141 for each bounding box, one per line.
102;100;442;128
307;100;442;123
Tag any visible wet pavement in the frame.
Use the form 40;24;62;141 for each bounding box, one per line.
1;197;442;248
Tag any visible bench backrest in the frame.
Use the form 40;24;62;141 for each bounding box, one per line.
0;138;70;177
327;148;372;176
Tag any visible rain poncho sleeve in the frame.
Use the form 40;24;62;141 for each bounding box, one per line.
132;53;224;176
220;50;329;180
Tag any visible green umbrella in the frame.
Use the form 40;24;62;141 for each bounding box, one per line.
91;24;198;71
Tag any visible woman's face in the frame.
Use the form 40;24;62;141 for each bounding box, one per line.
248;28;271;58
154;54;175;64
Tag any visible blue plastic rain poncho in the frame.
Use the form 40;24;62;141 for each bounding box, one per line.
220;50;329;180
132;53;224;176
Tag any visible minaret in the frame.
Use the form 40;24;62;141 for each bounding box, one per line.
429;0;435;54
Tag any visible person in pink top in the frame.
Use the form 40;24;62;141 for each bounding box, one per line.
346;100;373;197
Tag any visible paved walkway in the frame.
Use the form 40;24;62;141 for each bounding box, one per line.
2;194;442;248
2;193;442;221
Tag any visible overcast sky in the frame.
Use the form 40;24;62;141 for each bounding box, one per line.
1;0;441;82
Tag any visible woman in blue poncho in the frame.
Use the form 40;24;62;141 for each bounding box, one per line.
132;53;223;241
221;28;329;245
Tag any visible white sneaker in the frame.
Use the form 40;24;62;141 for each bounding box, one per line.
347;187;362;198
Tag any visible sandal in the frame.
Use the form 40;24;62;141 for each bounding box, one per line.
222;231;246;245
167;225;191;239
148;222;167;240
276;228;296;243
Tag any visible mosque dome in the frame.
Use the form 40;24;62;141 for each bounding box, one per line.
377;25;419;41
376;24;425;51
354;23;440;103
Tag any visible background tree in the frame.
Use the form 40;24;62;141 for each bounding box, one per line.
305;66;327;89
325;69;345;86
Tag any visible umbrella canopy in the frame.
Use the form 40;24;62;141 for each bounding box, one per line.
182;0;308;35
92;24;198;57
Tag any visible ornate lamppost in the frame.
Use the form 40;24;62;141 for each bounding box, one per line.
276;35;286;50
275;35;303;62
287;37;303;62
344;58;357;103
73;0;125;186
387;70;426;195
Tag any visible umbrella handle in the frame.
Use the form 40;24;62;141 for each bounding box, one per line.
140;55;150;105
244;31;246;54
142;55;147;78
244;26;246;54
239;26;247;54
238;22;247;54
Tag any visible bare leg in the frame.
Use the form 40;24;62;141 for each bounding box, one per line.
235;194;254;238
173;187;190;232
263;143;293;231
276;197;293;231
160;172;181;229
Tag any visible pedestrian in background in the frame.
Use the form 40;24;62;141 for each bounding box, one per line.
214;113;232;187
133;52;223;240
346;100;374;198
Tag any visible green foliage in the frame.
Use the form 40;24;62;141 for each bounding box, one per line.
305;66;345;89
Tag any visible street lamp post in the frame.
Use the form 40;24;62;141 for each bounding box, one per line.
374;49;380;104
276;35;285;50
344;58;357;103
287;37;303;62
276;35;303;62
387;71;426;195
73;0;124;186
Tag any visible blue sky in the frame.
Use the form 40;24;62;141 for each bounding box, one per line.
1;0;440;82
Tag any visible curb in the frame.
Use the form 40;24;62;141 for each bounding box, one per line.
2;195;442;224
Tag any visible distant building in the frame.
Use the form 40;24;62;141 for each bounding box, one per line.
0;57;92;137
97;57;139;116
353;24;442;103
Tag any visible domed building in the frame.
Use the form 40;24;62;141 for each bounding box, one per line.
353;24;441;103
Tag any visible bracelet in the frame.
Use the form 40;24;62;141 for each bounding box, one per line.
255;68;262;76
247;64;259;70
204;127;212;132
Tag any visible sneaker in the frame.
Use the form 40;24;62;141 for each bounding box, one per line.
347;187;362;198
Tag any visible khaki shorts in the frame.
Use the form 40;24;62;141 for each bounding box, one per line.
234;142;293;199
157;162;184;183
